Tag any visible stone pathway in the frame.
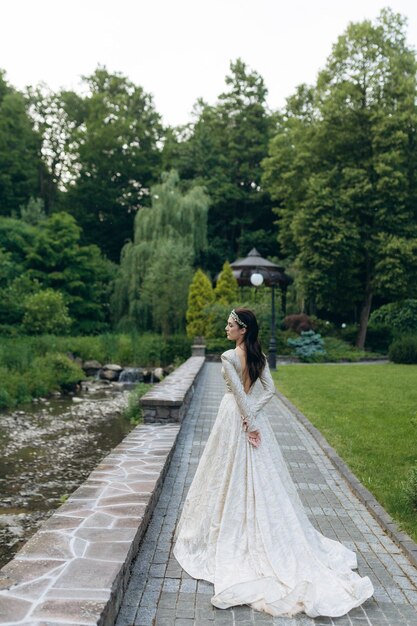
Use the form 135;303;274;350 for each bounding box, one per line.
116;363;417;626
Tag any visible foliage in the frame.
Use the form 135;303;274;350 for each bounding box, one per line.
164;59;276;273
0;71;46;215
370;300;417;335
309;316;335;336
113;171;209;334
33;353;85;390
122;383;152;425
339;323;393;353
0;213;115;333
321;337;369;362
186;269;215;337
19;197;46;225
389;335;417;364
282;313;314;334
142;239;194;336
274;363;417;542
22;289;72;335
263;9;417;348
55;67;164;261
287;330;326;361
214;261;238;305
0;332;191;408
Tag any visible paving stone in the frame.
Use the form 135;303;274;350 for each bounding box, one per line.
116;362;417;626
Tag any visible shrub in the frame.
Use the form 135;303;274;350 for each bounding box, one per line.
339;323;392;353
31;353;85;392
206;336;230;354
287;330;326;362
282;313;314;334
371;300;417;335
388;335;417;364
309;316;335;336
22;290;72;335
122;383;152;425
403;466;417;510
322;338;367;362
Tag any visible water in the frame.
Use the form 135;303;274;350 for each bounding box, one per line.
0;387;133;568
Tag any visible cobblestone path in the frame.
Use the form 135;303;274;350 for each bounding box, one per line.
116;363;417;626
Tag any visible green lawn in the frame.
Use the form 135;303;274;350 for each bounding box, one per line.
272;364;417;542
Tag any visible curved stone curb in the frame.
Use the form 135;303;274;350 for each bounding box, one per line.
0;422;180;626
275;389;417;570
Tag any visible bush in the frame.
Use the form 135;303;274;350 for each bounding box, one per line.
31;353;85;392
22;290;72;335
322;338;368;362
339;323;392;353
287;330;326;362
309;316;335;336
282;313;314;334
371;300;417;335
403;466;417;510
388;335;417;364
122;383;152;425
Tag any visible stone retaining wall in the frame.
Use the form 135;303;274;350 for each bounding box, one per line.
0;356;206;626
140;356;205;424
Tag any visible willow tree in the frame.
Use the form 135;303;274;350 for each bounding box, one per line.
112;171;209;334
263;9;417;347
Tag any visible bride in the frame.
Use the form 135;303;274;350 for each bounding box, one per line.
173;308;374;617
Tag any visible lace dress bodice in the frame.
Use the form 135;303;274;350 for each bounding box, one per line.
221;348;276;431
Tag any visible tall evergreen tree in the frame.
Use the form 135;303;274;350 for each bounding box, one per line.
263;9;417;347
214;261;239;305
186;269;215;338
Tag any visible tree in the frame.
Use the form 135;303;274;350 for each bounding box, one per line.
186;269;215;337
0;71;45;215
142;240;194;336
112;171;210;332
25;212;115;333
164;60;276;273
0;212;114;333
61;67;163;261
263;9;417;347
214;261;238;305
27;85;84;212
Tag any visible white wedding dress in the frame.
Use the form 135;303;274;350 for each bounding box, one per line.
173;349;374;617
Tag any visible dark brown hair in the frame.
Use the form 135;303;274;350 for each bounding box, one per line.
234;308;266;385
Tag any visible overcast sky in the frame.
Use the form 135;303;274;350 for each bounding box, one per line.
1;0;417;127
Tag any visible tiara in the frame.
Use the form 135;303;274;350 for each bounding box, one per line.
230;309;247;328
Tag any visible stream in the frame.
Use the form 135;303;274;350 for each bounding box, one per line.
0;382;135;568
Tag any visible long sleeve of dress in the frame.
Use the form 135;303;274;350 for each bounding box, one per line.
221;353;257;430
251;361;276;417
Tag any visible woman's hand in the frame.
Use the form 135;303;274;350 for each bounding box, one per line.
248;430;261;448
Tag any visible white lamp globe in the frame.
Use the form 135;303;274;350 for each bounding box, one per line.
250;272;264;287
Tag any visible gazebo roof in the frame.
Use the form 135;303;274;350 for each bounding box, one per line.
229;248;293;287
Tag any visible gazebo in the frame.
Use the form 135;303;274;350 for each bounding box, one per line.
229;248;293;368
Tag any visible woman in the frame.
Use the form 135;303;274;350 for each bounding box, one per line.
173;308;374;618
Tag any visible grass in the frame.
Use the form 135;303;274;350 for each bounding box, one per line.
272;363;417;543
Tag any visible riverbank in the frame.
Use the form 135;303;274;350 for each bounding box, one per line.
0;332;191;409
0;382;149;567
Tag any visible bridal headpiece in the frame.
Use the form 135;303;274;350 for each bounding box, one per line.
230;309;247;328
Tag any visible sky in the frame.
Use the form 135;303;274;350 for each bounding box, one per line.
1;0;417;127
